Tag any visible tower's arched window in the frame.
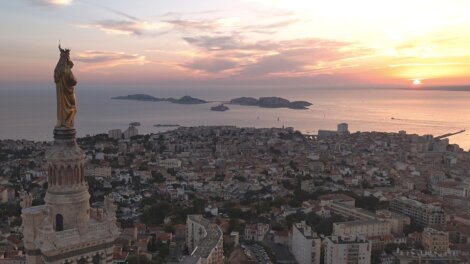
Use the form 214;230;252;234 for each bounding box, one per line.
55;214;64;231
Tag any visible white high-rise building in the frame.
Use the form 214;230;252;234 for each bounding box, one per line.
337;123;349;133
324;236;371;264
123;126;138;139
289;221;321;264
108;129;122;140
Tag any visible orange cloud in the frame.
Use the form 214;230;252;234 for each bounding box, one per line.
80;20;169;36
27;0;72;6
75;50;148;71
180;35;373;79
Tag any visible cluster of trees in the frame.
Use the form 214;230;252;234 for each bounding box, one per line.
150;171;165;183
213;173;225;181
354;194;389;211
147;235;169;258
223;201;256;224
0;203;21;218
127;254;152;264
141;194;205;225
384;243;409;254
0;148;37;162
77;133;116;147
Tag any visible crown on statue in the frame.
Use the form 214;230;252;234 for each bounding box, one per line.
59;44;71;55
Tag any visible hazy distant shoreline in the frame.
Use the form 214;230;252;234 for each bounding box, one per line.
396;85;470;92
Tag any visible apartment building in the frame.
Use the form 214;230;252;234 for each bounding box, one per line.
324;236;371;264
390;197;445;228
186;215;224;264
289;221;321;264
422;228;450;252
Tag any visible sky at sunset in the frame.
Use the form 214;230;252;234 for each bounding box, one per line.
1;0;470;87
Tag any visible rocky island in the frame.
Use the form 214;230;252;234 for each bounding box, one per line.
174;95;207;104
230;96;312;109
112;94;207;104
230;97;259;106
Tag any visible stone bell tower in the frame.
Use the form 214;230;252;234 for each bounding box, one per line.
21;47;120;264
44;128;90;233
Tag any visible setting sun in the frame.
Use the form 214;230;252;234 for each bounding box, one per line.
413;79;422;85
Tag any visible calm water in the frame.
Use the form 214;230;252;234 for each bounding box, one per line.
1;85;469;150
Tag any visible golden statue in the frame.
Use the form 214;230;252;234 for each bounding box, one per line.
54;45;77;129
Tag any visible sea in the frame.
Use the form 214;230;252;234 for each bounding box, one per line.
1;85;470;150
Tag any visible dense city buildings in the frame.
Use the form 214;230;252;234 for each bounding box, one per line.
1;122;470;263
389;250;461;264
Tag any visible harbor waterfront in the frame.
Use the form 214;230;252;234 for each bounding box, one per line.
1;86;470;149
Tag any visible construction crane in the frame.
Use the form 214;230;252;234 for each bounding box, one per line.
434;129;466;140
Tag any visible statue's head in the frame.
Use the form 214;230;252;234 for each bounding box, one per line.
59;45;74;68
55;45;75;83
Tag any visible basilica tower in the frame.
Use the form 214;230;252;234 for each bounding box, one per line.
21;47;120;264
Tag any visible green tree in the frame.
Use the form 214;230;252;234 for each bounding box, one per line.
147;235;158;252
151;171;166;183
155;241;169;258
234;176;246;182
0;203;21;217
282;180;295;190
127;254;151;264
192;199;205;214
384;243;399;254
142;202;171;225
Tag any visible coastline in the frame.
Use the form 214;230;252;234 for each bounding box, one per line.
1;88;469;149
1;125;468;152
